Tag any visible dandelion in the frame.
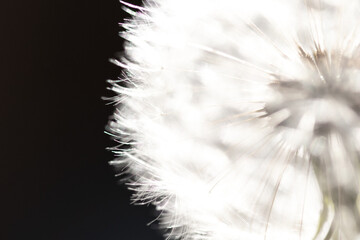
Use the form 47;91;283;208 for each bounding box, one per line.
107;0;360;239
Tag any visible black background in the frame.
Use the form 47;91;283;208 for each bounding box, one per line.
2;0;163;239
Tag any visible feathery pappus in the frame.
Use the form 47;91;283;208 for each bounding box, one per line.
107;0;360;239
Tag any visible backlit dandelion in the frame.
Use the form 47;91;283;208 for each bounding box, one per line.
107;0;360;239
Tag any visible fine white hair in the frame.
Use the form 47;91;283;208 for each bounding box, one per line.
108;0;360;239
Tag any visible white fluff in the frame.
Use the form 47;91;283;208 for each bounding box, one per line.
108;0;360;239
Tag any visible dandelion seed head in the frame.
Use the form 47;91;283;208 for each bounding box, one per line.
109;0;360;239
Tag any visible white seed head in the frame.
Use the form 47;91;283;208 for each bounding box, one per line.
108;0;360;239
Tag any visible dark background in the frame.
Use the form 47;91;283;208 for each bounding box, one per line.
2;0;163;239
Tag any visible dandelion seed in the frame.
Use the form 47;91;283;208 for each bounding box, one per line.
108;0;360;239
